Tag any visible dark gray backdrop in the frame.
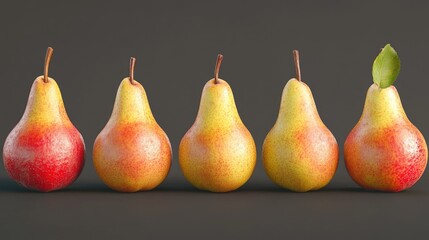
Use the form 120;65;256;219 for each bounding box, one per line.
1;1;428;239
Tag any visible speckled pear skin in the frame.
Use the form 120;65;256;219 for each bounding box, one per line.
179;79;257;192
93;78;172;192
3;76;85;192
344;84;427;192
262;79;338;192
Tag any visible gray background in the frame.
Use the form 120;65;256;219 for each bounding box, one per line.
0;0;428;239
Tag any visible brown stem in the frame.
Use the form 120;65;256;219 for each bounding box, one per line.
293;50;301;81
214;54;223;84
43;47;54;83
129;57;136;84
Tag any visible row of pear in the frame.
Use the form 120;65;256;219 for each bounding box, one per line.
3;45;427;193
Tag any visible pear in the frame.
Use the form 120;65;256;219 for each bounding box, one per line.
179;54;256;192
262;50;338;192
344;44;427;192
93;57;172;192
3;47;85;192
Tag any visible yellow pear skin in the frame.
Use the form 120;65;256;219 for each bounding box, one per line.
179;55;256;192
262;51;338;192
93;58;172;192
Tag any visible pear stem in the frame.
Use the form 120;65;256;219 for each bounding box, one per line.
293;50;301;81
43;47;54;83
129;57;136;84
214;54;223;84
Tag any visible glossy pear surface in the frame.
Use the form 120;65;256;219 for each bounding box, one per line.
263;79;338;192
93;78;172;192
344;84;427;192
3;76;85;192
179;79;256;192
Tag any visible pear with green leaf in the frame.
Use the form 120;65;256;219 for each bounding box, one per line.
344;44;427;192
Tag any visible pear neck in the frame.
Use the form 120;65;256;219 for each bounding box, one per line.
276;79;320;126
22;77;70;125
360;84;407;126
108;78;155;125
194;79;242;130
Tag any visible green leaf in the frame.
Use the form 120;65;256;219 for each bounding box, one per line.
372;44;401;88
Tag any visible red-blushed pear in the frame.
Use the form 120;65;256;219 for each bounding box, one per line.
3;47;85;192
262;50;339;192
93;57;172;192
179;54;257;192
344;44;428;192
